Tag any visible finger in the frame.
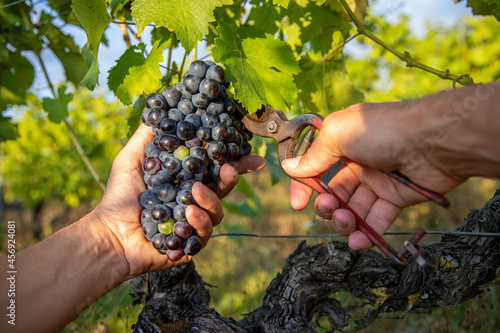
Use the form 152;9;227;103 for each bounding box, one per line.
314;193;340;219
185;204;213;245
191;182;224;225
116;123;155;167
228;155;266;174
289;179;314;210
218;163;239;199
332;209;357;235
348;198;402;249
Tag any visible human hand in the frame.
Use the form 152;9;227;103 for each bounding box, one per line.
93;124;266;279
281;102;461;249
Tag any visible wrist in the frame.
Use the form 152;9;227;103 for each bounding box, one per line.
80;210;131;284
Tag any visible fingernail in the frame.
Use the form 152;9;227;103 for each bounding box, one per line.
334;217;348;231
281;157;301;170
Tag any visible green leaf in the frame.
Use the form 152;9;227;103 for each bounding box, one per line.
269;0;290;8
108;38;168;105
80;44;99;90
265;141;283;185
0;53;35;111
132;0;232;53
72;0;110;56
212;22;300;113
42;86;73;123
0;116;18;142
127;94;145;137
465;0;500;20
48;0;82;26
295;31;364;114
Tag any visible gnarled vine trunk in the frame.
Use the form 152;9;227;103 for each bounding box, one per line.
131;189;500;332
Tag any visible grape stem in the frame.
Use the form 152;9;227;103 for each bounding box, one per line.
35;52;107;192
338;0;474;86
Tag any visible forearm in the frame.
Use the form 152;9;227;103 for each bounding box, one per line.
402;82;500;180
0;211;128;333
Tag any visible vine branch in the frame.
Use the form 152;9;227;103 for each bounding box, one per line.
338;0;474;86
36;51;106;192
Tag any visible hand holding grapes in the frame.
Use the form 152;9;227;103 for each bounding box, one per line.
282;83;500;250
94;123;265;278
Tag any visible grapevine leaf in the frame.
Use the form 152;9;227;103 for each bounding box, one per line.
42;86;74;123
0;116;18;142
80;44;99;90
48;0;81;26
464;0;500;20
295;31;364;114
247;0;283;35
132;0;231;52
72;0;110;56
0;53;35;112
269;0;290;8
212;22;300;113
108;39;168;105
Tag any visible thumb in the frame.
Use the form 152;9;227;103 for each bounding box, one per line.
281;130;341;178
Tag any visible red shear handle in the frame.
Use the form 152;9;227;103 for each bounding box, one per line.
291;175;407;266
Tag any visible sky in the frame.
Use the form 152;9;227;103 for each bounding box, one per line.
25;0;476;100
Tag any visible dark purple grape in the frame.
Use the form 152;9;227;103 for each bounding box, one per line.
144;142;156;156
158;134;180;152
194;165;208;182
178;99;195;116
199;78;220;100
167;108;184;121
144;195;162;210
208;164;221;181
150;149;161;158
189;60;208;78
191;93;208;108
184;114;202;128
241;142;252;156
146;93;167;110
206;101;224;115
207;141;227;162
176;169;194;182
205;60;216;67
151;204;172;223
183;74;202;94
162;87;181;107
140;190;153;207
205;65;225;83
185;136;202;148
179;179;197;190
173;221;193;239
173;204;188;221
159;151;173;163
159;118;177;133
196;126;212;141
189;146;206;160
166;234;182;250
212;123;230;141
148;108;167;127
176;121;194;141
141;209;152;225
142;222;158;241
195;108;206;117
164;201;177;211
182;235;202;255
148;170;173;187
244;129;253;141
217;85;227;100
157;183;177;202
201;112;218;128
162;156;182;176
223;98;235;114
167;248;184;261
205;182;221;196
218;113;232;127
225;143;239;160
142;108;152;126
182;156;202;173
152;233;168;251
179;83;192;99
143;156;162;174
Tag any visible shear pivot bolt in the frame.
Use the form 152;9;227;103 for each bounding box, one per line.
267;121;278;133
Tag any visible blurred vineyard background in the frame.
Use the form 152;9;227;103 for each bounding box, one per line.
1;0;500;332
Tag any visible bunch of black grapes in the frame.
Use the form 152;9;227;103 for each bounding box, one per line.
139;60;253;261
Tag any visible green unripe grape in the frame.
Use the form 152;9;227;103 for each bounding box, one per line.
158;218;175;235
174;145;190;160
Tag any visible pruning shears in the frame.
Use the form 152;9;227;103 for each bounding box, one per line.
242;106;449;270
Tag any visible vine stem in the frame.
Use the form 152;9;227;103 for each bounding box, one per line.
338;0;474;86
36;51;106;192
